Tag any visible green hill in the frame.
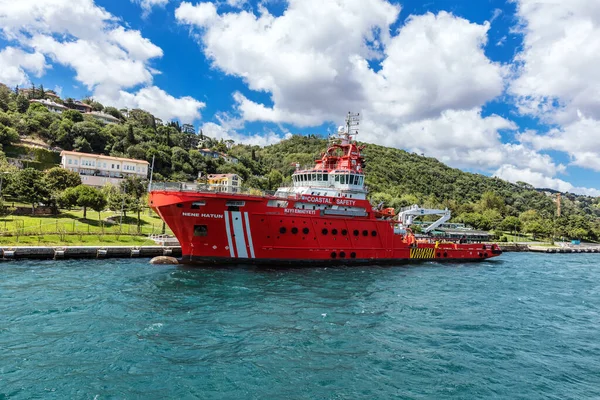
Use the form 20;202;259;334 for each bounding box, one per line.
1;82;599;241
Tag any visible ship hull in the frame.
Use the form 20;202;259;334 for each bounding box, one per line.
150;190;502;265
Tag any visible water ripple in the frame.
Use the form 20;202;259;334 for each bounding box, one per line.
1;254;600;399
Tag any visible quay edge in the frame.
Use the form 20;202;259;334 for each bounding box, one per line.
0;246;181;260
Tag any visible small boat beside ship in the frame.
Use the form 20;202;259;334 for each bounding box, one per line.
149;113;502;265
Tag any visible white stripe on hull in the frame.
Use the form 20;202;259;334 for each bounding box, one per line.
231;211;248;258
244;212;255;258
224;211;235;257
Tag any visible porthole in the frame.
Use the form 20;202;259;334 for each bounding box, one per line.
339;251;346;258
350;252;356;258
291;227;298;234
332;229;338;235
279;227;287;234
341;229;348;236
371;230;377;237
322;228;328;235
353;230;359;236
443;252;448;258
436;253;441;258
331;252;337;259
362;230;368;236
302;227;309;234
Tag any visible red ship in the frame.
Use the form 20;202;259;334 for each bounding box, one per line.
149;113;502;265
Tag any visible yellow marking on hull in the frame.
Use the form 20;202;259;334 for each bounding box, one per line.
410;247;436;259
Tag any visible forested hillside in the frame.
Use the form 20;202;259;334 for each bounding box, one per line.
1;82;599;240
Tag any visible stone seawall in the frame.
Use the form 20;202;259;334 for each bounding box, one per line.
0;246;181;260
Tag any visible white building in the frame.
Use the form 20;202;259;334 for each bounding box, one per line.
60;150;149;187
88;111;120;125
30;99;67;114
207;173;242;192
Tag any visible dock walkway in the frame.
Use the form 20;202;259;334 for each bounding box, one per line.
0;246;181;260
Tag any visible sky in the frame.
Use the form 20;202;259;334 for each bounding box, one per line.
0;0;599;196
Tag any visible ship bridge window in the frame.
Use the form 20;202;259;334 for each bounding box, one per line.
340;175;346;184
193;225;208;237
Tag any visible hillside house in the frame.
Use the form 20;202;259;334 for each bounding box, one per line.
207;173;242;192
29;99;67;114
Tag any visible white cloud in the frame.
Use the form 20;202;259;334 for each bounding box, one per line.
0;0;204;123
226;0;247;8
177;2;510;166
509;0;600;178
519;112;600;171
0;47;48;86
494;165;600;197
360;108;566;175
96;86;205;123
0;0;113;41
29;34;155;90
131;0;170;17
177;0;400;123
200;122;291;147
510;0;600;124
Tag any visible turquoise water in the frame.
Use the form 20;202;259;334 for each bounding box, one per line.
1;253;600;399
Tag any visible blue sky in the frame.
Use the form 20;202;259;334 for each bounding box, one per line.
0;0;599;195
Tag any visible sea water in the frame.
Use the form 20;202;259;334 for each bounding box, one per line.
1;253;599;399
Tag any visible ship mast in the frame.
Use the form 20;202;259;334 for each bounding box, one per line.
342;112;360;145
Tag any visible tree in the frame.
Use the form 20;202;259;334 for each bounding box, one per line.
126;124;136;146
62;185;106;219
523;220;546;240
0;124;19;145
16;95;29;113
104;106;123;120
498;216;522;234
44;167;82;192
103;184;126;215
73;137;92;153
266;169;283;190
62;109;84;123
476;191;505;214
9;168;50;212
0;83;12;112
121;175;147;231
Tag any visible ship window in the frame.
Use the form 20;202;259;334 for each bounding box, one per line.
334;175;340;182
193;225;208;237
191;201;206;209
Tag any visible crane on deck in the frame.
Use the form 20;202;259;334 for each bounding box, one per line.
397;204;451;233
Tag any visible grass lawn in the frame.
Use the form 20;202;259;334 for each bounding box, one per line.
0;207;174;246
0;234;158;246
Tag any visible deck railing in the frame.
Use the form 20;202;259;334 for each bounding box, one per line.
150;182;277;197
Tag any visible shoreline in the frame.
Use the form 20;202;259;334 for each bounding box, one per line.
0;243;597;261
0;245;181;260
